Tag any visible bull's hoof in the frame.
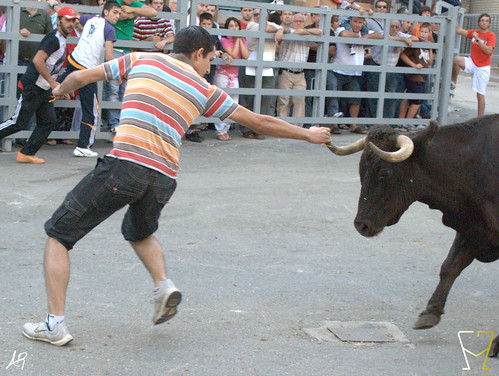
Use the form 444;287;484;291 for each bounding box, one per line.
490;336;499;358
413;312;441;329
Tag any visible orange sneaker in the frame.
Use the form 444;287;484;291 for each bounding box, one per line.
17;152;45;164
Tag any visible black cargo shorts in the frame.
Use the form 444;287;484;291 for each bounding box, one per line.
45;156;177;250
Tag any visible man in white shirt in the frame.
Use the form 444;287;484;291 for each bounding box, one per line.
366;17;415;120
333;16;381;134
239;9;283;139
277;13;321;126
60;1;122;157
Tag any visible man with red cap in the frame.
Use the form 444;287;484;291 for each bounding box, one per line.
0;7;79;163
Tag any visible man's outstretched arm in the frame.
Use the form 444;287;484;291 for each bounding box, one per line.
229;106;331;144
53;65;107;97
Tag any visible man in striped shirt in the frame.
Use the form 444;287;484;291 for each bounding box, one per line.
21;26;331;346
133;0;174;52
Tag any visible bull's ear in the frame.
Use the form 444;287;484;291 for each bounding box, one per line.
412;120;438;146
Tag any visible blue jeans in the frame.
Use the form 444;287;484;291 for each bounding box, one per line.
325;71;339;117
103;49;131;130
0;72;4;121
45;157;177;250
304;69;315;126
366;71;400;119
334;72;361;105
304;71;339;125
239;70;277;134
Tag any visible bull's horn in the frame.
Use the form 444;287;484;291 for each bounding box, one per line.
325;136;367;155
369;135;414;163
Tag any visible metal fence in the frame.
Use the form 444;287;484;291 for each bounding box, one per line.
0;0;461;151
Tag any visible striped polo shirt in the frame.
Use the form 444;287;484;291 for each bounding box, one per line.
102;52;238;178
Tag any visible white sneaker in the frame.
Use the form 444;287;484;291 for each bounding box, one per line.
73;147;98;158
152;279;182;325
23;321;73;346
333;112;344;118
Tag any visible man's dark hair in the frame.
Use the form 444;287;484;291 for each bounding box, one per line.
478;13;491;23
102;0;121;16
173;26;215;57
199;12;214;24
419;6;431;15
267;11;281;25
397;6;408;14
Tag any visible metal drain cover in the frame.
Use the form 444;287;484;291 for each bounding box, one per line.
304;321;410;344
328;326;395;343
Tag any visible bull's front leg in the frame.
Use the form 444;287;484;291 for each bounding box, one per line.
413;234;474;329
490;335;499;357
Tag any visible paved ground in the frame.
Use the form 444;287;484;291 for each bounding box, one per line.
0;78;497;375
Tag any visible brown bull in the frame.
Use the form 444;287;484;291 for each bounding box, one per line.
327;115;499;356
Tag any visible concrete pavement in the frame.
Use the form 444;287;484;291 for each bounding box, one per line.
0;80;497;375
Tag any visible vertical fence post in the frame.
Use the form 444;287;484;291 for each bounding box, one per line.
436;6;458;125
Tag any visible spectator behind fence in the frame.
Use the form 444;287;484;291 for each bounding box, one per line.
333;16;381;134
44;0;81;147
57;1;121;158
0;7;79;163
199;12;226;85
339;0;372;56
213;17;249;141
362;0;390;119
239;7;253;30
398;22;434;122
305;12;338;129
411;6;432;39
451;13;496;117
205;4;219;28
366;19;414;123
0;6;6;124
187;3;207;26
277;13;321;127
133;0;175;52
239;10;283;140
184;12;227;143
103;0;156;133
323;15;343;134
19;4;53;67
168;0;177;12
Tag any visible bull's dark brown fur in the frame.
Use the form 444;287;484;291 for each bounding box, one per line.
354;114;498;356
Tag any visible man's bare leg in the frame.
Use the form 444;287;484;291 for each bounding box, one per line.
130;235;167;287
131;235;181;325
477;93;485;117
22;237;73;346
451;55;466;85
44;237;71;316
406;104;421;119
349;104;361;131
399;99;409;118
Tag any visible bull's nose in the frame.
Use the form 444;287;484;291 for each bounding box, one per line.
354;218;377;237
